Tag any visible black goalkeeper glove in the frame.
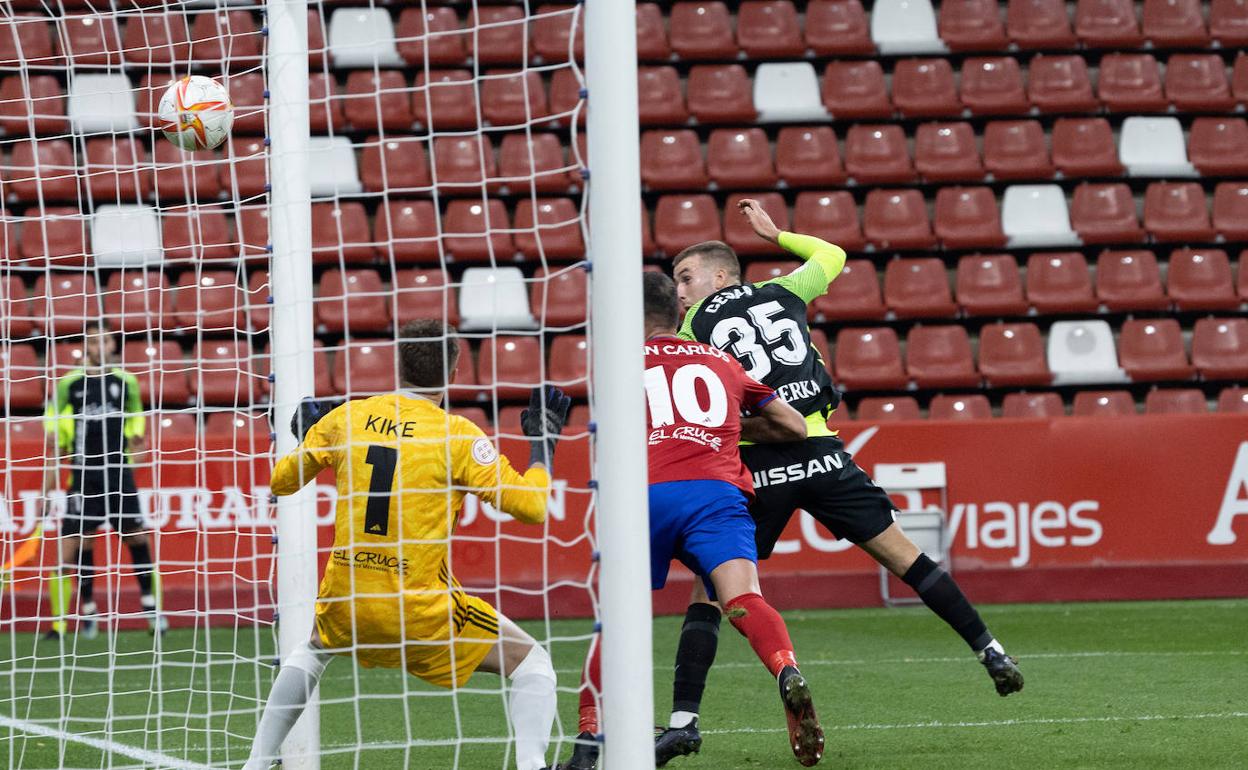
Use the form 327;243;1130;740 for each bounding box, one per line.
520;385;572;467
290;397;331;441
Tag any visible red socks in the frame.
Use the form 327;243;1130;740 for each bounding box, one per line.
724;592;798;677
578;636;602;734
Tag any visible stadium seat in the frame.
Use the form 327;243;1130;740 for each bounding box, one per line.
776;126;846;187
891;59;960;118
376;201;440;264
360;135;431;194
914;122;983;182
1070;183;1144;244
481;69;548;127
49;340;87;379
121;341;190;407
215;72;264;134
1164;54;1234;112
794;191;865;252
1098;54;1166;112
1051;118;1123;178
431;135;498;193
498;133;573;194
1047;320;1126;384
394;268;458;327
754;62;828;123
654;195;722;257
641;206;658;257
328;8;403;67
1144;388;1206;415
1026;55;1098;113
443;338;481;404
513;198;585;259
442;200;515;263
884;258;956;319
0;75;67;135
306;137;362;197
835;327;907;390
478;336;544;400
934;187;1006;250
306;73;345;133
257;340;334;399
123;12;190;65
0;344;44;409
1002;391;1065;418
1142;0;1209;45
738;0;804;57
1;275;34;338
872;0;946;53
466;6;525;65
245;270;270;332
0;15;55;68
1026;252;1098;313
3;139;77;202
1212;182;1248;242
669;2;736;59
961;57;1029;115
173;271;244;333
310;201;373;264
316;269;389;334
822;60;892;119
531;266;587;328
413;70;477;130
67;73;137;134
1168;249;1239;311
1143;183;1213;243
202;411;271;447
233;206;272;259
395;6;465;67
1211;0;1248;45
806;0;875;55
1075;0;1143;47
92;205;162;268
724;193;790;256
1118;117;1195;178
83;137;152;203
57;13;123;66
195;341;261;405
983;121;1054;181
744;261;801;285
977;322;1051;386
636;3;672;61
1188;118;1248;177
686;65;757;123
152;141;221;202
190;10;263;68
1240;251;1248;302
1072;391;1136;417
637;67;690;125
547;335;590;398
640;130;708;191
458;267;537;332
1218;386;1248;413
864;190;936;250
16;207;89;268
845;124;915;184
155;204;234;263
103;270;170;333
1006;0;1077;48
333;339;398;396
811;259;885;320
856;396;922;421
343;71;413;131
957;254;1026;316
1096;249;1170;311
939;0;1008;50
531;4;583;63
929;394;992;421
907;325;980;388
222;138;267;199
1119;318;1193;382
546;68;584;129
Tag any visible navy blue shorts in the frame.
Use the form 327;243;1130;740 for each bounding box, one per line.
649;480;758;600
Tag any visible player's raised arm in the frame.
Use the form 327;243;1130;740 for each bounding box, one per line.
271;402;335;496
738;198;847;303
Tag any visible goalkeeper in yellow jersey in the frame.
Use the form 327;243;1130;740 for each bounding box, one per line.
244;319;570;770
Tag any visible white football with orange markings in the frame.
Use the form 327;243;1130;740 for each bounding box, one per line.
158;75;234;151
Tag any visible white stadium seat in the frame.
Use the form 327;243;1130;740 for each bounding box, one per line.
1119;117;1197;178
328;8;404;68
68;74;138;134
870;0;948;54
1047;320;1129;385
1001;184;1080;248
93;205;163;267
753;63;830;123
306;136;363;196
458;267;538;332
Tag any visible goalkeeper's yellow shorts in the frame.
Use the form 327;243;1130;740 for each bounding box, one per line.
314;588;500;689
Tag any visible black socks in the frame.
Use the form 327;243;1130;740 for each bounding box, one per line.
126;539;155;597
671;602;722;714
902;553;993;652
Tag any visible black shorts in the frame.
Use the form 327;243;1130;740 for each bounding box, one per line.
63;469;145;537
741;435;897;559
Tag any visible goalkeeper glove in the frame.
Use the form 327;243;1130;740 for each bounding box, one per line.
290;398;331;441
520;385;572;467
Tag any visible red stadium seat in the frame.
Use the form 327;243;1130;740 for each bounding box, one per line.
1098;54;1166;112
317;269;390;334
811;259;884;320
863;189;936;250
310;201;373;265
220;73;264;132
16;208;88;268
1027;55;1098;113
395;7;466;66
1143;183;1213;243
246;270;270;332
1051;118;1123;178
333;339;399;396
1070;183;1144;244
394;268;458;327
776;126;846;187
531;266;587;328
805;0;875;55
1165;54;1234;111
260;341;334;399
195;341;261;405
466;6;525;65
1;275;34;338
1211;0;1248;45
173;271;244;332
431;135;498;194
636;4;672;61
1144;389;1206;415
0;344;44;408
834;327;908;390
907;326;980;388
957;254;1026;316
845;124;915;184
978;322;1051;386
641;206;658;257
855;396;921;422
1006;0;1077;48
413;70;477;130
190;10;262;67
531;4;583;63
307;72;344;132
121;341;190;407
479;336;543;400
1119;318;1193;382
547;335;590;398
343;71;414;131
123;12;190;65
929;394;992;420
1218;386;1248;413
891;59;961;118
1;15;55;68
884;258;957;318
222;137;268;199
940;0;1009;50
1167;248;1239;311
1188;119;1248;177
1072;391;1136;417
724;193;789;256
961;57;1029;115
103;270;170;332
914;122;984;183
1026;252;1098;313
84;138;152;203
1142;0;1208;45
669;2;736;59
481;69;548;127
654;195;722;257
1075;0;1143;47
1212;182;1248;242
687;65;757;124
1096;249;1169;311
738;0;804;57
202;412;271;446
3;139;78;202
822;60;891;119
56;14;123;67
0;75;67;135
376;201;440;265
1239;251;1248;302
744;261;801;285
49;340;87;379
794;191;864;252
442;199;514;263
160;205;234;265
934;187;1006;250
360;135;430;194
514;197;585;259
708;128;777;190
637;67;689;125
1002;391;1064;418
445;338;480;404
640;130;708;191
152;141;222;202
498;133;572;194
982;120;1053;181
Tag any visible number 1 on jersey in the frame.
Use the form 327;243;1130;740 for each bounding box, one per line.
363;444;397;536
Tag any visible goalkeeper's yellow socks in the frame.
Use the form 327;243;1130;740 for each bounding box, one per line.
48;570;71;635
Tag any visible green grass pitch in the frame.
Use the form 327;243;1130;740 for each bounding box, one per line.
2;599;1245;769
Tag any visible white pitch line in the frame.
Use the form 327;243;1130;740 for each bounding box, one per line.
704;711;1248;735
0;714;213;770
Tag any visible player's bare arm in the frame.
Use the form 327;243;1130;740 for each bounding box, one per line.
740;398;807;444
737;198;781;244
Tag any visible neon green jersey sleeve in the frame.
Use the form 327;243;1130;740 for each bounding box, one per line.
677;296;705;341
44;372;80;452
756;232;848;304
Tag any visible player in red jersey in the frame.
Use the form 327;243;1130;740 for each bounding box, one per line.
559;273;824;769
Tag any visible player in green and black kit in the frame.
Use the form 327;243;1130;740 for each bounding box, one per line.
42;321;165;640
653;200;1023;765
